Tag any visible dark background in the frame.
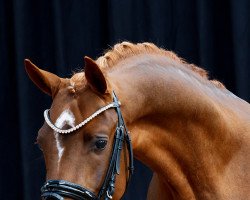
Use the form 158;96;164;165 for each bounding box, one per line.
1;0;249;199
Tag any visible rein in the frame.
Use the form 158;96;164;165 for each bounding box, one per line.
41;92;134;200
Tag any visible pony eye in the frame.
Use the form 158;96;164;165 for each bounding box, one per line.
95;140;107;150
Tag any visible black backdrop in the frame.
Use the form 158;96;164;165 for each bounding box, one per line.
1;0;249;199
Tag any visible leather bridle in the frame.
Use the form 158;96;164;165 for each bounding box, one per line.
41;92;134;200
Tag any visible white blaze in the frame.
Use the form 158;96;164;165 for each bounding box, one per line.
54;109;75;161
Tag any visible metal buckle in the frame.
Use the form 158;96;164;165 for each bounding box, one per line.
106;191;113;199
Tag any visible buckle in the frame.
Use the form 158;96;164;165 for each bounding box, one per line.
106;190;113;199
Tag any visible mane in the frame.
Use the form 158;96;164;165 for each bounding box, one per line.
96;42;225;88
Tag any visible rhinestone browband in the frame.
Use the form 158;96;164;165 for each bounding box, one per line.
44;102;120;134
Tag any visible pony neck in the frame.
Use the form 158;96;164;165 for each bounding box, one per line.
108;55;242;199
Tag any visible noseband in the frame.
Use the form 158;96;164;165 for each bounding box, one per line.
41;92;134;200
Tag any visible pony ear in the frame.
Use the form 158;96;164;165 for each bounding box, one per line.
24;59;61;96
84;56;107;94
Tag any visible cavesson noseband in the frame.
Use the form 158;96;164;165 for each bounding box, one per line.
41;92;134;200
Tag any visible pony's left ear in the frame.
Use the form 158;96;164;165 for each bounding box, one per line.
24;59;61;97
84;56;107;94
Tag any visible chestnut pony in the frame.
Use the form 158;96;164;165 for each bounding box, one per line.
25;42;250;200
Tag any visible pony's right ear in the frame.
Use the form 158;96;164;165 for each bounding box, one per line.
24;59;61;96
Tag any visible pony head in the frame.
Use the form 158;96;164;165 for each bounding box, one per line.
25;57;131;199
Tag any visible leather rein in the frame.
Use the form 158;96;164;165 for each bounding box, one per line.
41;92;134;200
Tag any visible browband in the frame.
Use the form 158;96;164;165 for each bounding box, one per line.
44;101;120;134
